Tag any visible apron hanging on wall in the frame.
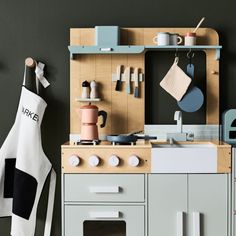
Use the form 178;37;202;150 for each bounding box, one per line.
0;64;56;236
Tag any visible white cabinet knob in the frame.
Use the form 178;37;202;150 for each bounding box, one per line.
128;155;140;167
109;155;120;167
68;155;80;167
89;155;100;167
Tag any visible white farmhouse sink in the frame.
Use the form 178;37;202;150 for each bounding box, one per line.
154;143;215;148
151;142;230;173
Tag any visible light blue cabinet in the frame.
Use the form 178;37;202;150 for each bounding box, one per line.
232;148;236;236
188;174;228;236
149;174;228;236
148;175;187;236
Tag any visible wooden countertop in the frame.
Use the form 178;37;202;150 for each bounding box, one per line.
61;140;152;149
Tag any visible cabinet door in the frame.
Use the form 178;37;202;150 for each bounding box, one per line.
188;174;228;236
148;174;187;236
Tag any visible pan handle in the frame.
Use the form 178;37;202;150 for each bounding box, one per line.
98;110;107;128
136;135;157;140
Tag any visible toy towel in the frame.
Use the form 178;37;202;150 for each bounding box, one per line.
160;57;192;101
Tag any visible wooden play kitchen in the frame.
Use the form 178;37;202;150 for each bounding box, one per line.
61;26;234;236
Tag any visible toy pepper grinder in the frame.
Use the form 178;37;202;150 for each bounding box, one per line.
81;80;90;98
90;80;98;99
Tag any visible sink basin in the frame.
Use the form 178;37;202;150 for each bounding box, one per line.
151;141;231;173
153;143;215;148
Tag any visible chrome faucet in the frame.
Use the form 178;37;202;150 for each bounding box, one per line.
174;111;183;133
167;111;194;143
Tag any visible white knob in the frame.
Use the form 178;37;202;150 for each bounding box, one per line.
128;155;140;167
68;155;80;167
109;155;120;167
89;155;100;167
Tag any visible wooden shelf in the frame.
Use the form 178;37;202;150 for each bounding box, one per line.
76;98;101;102
68;45;144;59
69;45;222;60
145;45;222;49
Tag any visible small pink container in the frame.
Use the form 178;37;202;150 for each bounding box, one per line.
184;32;197;46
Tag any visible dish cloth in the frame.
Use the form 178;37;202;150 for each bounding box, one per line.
160;57;192;101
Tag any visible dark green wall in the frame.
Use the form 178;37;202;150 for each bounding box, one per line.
0;0;236;235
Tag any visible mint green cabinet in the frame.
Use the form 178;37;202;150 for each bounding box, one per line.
149;174;228;236
148;175;187;236
188;174;228;236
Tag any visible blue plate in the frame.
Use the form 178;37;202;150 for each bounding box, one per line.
177;86;204;112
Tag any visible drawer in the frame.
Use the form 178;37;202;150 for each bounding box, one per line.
64;174;145;202
65;205;145;236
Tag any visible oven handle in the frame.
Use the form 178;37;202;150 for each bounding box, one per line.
89;186;120;193
89;211;120;219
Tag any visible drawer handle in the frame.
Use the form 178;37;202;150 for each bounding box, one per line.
192;212;201;236
89;211;120;219
89;186;120;193
177;211;184;236
100;47;112;52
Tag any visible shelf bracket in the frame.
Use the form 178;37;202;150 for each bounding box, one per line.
215;48;221;60
70;52;74;60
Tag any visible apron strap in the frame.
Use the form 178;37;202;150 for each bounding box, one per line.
35;62;50;91
23;62;50;94
43;168;56;236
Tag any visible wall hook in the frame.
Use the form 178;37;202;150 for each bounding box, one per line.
25;57;36;68
187;49;195;59
175;48;179;58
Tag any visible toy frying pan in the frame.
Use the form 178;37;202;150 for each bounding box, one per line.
177;52;204;112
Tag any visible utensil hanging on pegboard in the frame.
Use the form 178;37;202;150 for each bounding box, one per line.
177;50;204;112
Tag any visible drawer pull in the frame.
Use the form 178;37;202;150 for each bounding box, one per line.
89;211;120;219
89;186;120;193
100;47;112;52
193;212;201;236
177;212;184;236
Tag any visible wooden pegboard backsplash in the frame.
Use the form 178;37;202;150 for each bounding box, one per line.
70;28;219;135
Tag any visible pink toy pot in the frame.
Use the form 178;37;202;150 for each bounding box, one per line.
79;104;107;141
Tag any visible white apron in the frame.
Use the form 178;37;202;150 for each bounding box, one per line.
0;72;56;236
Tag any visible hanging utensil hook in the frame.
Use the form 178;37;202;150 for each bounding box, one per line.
175;48;179;58
187;49;195;59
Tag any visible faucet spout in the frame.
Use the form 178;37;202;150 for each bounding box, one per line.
174;111;182;133
166;111;194;142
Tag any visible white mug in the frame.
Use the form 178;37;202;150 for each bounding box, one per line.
169;33;183;45
153;32;170;45
184;32;196;46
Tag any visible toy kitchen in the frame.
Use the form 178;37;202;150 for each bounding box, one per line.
61;23;236;236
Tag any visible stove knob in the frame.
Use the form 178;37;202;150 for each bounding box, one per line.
89;155;100;167
128;155;140;167
68;155;80;167
109;155;120;167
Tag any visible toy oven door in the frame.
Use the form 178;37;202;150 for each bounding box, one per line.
64;205;145;236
